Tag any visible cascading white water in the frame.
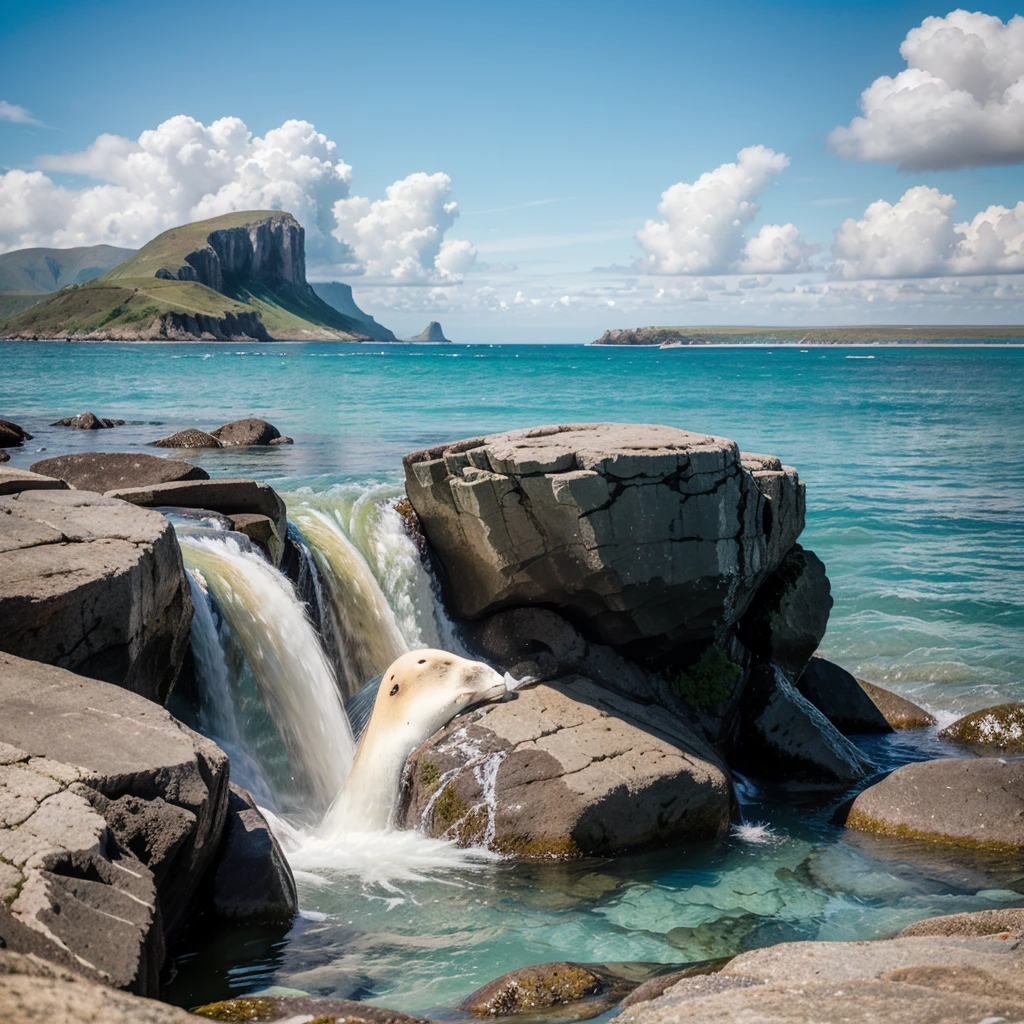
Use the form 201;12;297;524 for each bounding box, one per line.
179;534;355;815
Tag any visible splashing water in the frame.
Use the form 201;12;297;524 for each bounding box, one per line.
179;534;355;815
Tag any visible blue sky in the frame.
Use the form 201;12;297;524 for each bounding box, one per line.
2;1;1024;339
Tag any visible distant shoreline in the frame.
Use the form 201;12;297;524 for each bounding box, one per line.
592;325;1024;347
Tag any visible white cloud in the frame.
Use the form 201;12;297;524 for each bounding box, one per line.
831;185;1024;279
829;10;1024;171
331;171;477;283
635;146;814;274
0;115;474;283
0;101;44;127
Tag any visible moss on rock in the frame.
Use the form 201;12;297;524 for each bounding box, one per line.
939;703;1024;755
672;648;741;711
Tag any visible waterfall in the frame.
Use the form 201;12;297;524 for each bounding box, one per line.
178;534;355;815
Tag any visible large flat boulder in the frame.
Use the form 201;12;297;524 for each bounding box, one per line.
0;467;67;496
0;654;230;994
31;452;209;491
397;677;732;858
0;486;192;703
840;757;1024;854
404;424;804;653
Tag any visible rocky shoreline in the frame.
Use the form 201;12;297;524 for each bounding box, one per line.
1;418;1022;1023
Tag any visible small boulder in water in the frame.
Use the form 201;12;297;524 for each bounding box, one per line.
857;678;936;729
211;417;282;446
795;657;893;735
152;428;222;449
51;411;126;429
938;702;1024;755
191;995;431;1023
0;417;32;447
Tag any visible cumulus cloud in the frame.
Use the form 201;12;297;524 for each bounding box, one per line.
0;114;474;283
0;101;44;126
829;10;1024;170
635;146;814;274
831;185;1024;279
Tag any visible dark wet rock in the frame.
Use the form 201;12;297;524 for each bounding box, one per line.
899;907;1024;938
0;653;230;994
269;435;294;445
0;950;197;1024
404;424;804;655
152;428;222;449
733;664;873;785
0;418;31;447
31;451;209;491
737;545;832;682
0;450;7;463
0;467;68;496
397;675;732;858
51;411;126;429
841;757;1024;854
211;417;282;446
857;678;936;729
227;512;281;563
212;784;296;925
0;485;192;703
192;995;430;1023
795;657;893;734
938;702;1024;755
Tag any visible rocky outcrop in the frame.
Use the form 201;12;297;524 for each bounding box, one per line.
50;412;126;429
0;483;192;703
795;657;893;734
158;310;271;342
0;653;230;995
733;665;873;785
152;429;222;449
612;921;1024;1024
211;417;282;446
31;452;209;491
938;702;1024;755
211;785;296;925
857;678;936;729
737;545;831;682
840;757;1024;854
0;419;32;447
397;677;732;858
407;320;450;342
311;281;399;341
593;327;697;346
404;424;804;656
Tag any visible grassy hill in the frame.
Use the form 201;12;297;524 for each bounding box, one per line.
0;211;369;342
594;325;1024;345
0;244;135;293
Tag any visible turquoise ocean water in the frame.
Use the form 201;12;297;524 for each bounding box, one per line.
3;340;1024;1010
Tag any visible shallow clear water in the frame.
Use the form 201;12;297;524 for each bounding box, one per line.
3;340;1024;1012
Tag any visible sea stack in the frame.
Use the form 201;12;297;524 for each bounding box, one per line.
407;321;450;343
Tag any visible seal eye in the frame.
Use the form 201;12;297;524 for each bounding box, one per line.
390;684;400;696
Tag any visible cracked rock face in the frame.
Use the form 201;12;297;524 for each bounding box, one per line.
0;654;230;995
396;677;732;858
0;486;192;703
404;424;804;653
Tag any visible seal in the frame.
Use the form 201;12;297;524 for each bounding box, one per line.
326;649;508;832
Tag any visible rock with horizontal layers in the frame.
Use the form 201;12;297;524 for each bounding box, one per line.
51;411;126;429
397;676;732;858
152;428;222;449
613;920;1024;1024
840;757;1024;854
404;424;804;655
0;950;198;1024
211;417;282;446
938;702;1024;755
31;451;210;491
0;467;68;496
733;664;873;785
212;785;297;925
0;653;230;994
737;545;832;682
0;485;192;703
858;678;936;729
0;418;32;447
192;995;430;1023
794;657;893;734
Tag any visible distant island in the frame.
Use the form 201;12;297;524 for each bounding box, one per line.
406;321;451;343
593;325;1024;346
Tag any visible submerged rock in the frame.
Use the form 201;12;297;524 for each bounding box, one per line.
0;653;230;994
51;411;126;429
211;417;282;446
0;484;192;702
0;418;32;447
31;451;209;491
857;678;936;729
840;757;1024;854
152;428;222;449
938;702;1024;755
212;784;297;925
404;423;804;655
397;676;732;858
795;657;893;734
191;995;430;1023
